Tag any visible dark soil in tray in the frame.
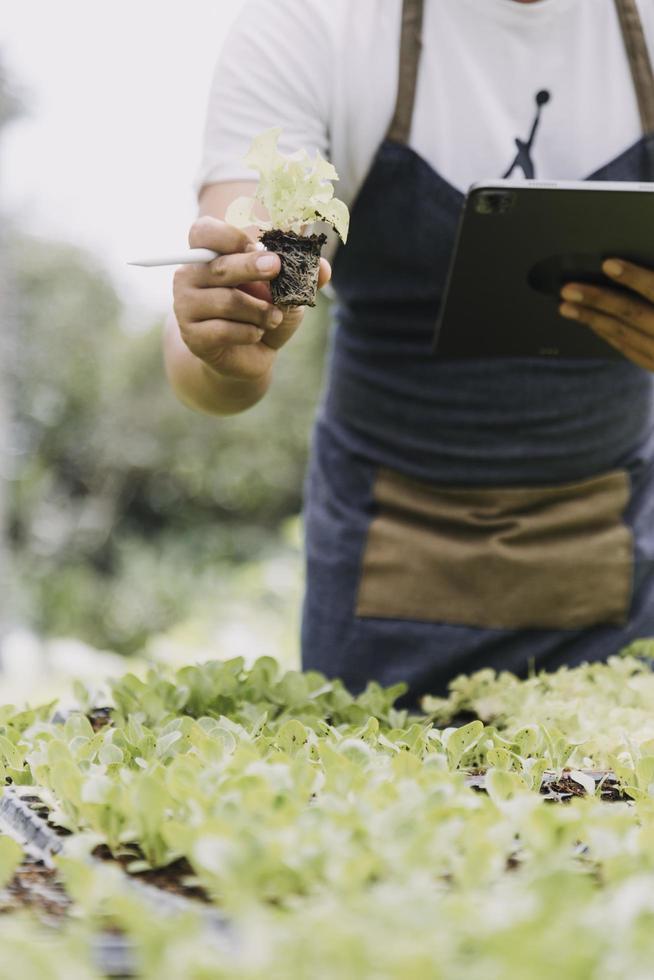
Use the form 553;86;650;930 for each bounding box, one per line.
542;773;628;803
541;776;586;802
92;844;211;905
20;794;72;836
4;790;212;908
87;706;113;731
464;769;629;803
0;857;136;976
445;711;484;728
0;860;71;920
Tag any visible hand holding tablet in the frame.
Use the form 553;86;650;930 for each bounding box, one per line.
559;257;654;372
433;179;654;363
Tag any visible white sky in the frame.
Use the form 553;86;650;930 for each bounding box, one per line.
0;0;248;325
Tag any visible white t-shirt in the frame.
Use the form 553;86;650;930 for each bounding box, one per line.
194;0;654;265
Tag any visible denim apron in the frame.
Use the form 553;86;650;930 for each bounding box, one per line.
301;0;654;707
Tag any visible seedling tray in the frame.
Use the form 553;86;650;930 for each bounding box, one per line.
0;785;231;977
464;768;629;803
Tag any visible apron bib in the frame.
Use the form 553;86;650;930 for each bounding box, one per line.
301;0;654;706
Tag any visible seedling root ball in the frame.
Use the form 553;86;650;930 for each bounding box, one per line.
261;229;327;307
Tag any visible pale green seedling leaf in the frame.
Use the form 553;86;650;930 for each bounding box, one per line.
522;756;549;792
224;196;270;231
634;755;654;791
276;720;309;756
0;734;24;771
99;741;124;766
244;126;287;174
81;773;114;805
485;768;525;804
230;126;349;240
486;746;514;771
0;836;22;888
156;730;183;760
569;770;596;796
445;721;484;770
511;725;540;757
312;149;339;183
314;197;350;243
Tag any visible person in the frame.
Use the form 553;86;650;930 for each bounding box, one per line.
167;0;654;708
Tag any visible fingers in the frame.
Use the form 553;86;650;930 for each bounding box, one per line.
603;258;654;305
174;215;332;380
181;284;284;331
559;268;654;371
174;261;285;332
179;318;267;359
188;214;255;255
318;257;332;289
185;246;281;289
187;215;281;286
204;249;280;286
176;252;330;335
559;300;654;369
207;343;276;383
558;269;654;371
197;251;330;297
259;309;304;351
566;310;654;370
187;216;332;294
560;283;654;340
187;246;331;293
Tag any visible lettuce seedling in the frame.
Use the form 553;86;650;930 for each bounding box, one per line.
225;127;350;307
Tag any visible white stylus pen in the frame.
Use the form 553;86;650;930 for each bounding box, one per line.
127;248;218;267
127;244;265;267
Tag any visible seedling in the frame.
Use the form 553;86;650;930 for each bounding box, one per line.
225;127;350;307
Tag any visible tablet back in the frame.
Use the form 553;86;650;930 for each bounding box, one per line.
433;179;654;359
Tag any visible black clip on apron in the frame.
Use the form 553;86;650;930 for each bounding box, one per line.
301;0;654;706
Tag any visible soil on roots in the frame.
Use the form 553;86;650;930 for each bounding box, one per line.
260;229;327;307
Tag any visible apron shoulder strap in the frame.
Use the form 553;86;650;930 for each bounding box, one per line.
385;0;654;145
386;0;424;144
614;0;654;135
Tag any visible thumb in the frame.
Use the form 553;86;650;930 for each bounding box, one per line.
237;281;306;350
261;304;305;351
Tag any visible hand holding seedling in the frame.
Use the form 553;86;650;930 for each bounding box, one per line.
226;128;349;307
560;260;654;370
173;216;332;384
173;127;346;389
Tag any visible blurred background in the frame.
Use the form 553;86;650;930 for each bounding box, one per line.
0;1;330;698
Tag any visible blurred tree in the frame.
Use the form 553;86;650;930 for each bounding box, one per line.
8;231;329;652
0;53;25;640
0;54;23;127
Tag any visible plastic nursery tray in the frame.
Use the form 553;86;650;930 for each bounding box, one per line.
0;858;71;924
0;786;232;978
0;789;64;866
50;705;113;731
464;769;628;803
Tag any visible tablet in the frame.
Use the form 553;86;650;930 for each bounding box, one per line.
432;178;654;360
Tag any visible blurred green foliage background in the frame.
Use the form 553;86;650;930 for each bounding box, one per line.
4;230;329;657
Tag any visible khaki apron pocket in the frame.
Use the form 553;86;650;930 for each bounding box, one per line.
355;467;634;630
